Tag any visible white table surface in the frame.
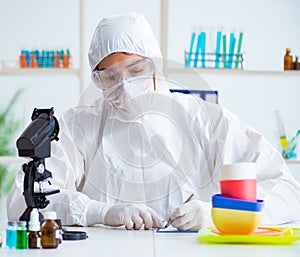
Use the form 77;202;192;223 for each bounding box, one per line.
1;224;300;257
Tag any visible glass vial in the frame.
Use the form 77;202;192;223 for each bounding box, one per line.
16;221;27;249
284;48;293;70
41;211;60;249
28;209;41;249
293;56;299;70
6;221;17;248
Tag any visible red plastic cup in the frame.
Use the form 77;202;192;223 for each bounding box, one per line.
219;163;257;202
220;179;257;201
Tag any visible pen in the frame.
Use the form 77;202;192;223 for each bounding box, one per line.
164;193;194;229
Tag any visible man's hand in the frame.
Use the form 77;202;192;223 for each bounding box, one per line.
166;200;212;230
104;204;164;230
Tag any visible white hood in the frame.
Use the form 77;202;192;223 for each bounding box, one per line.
88;12;162;71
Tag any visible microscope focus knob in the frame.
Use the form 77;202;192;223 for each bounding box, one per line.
38;163;45;174
22;163;28;172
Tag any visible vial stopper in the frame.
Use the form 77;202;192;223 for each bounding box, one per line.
28;208;40;231
44;211;57;220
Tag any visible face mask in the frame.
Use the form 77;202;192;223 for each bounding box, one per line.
103;76;155;116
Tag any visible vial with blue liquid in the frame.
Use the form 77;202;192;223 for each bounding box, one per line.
6;221;17;248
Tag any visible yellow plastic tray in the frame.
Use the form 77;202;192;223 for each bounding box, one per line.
198;227;300;244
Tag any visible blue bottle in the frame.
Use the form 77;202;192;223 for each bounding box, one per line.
6;221;17;248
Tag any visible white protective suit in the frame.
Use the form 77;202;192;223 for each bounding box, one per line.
7;13;300;227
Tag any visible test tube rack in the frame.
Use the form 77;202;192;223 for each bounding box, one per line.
184;51;244;69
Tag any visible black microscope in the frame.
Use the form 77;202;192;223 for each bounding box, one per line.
16;107;60;223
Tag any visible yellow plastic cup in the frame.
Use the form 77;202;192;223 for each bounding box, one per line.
212;207;262;235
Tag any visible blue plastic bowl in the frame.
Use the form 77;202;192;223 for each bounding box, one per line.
212;194;264;212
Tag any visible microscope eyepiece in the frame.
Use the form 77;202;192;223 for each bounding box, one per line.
16;107;59;159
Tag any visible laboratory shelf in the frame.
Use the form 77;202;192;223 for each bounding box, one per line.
285;159;300;164
0;68;80;77
2;67;298;78
0;156;28;165
165;67;300;76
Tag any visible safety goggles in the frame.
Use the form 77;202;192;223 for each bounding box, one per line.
92;58;155;89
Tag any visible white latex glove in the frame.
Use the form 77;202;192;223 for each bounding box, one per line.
104;204;165;230
166;200;212;231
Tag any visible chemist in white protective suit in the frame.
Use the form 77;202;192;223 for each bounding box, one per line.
7;13;300;230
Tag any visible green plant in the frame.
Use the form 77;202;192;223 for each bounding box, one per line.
0;89;24;197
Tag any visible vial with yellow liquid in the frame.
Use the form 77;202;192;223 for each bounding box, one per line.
275;110;289;154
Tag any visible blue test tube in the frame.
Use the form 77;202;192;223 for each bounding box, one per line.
186;32;196;67
24;50;30;67
49;51;55;68
200;32;206;68
215;31;222;68
227;33;236;68
194;33;202;68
